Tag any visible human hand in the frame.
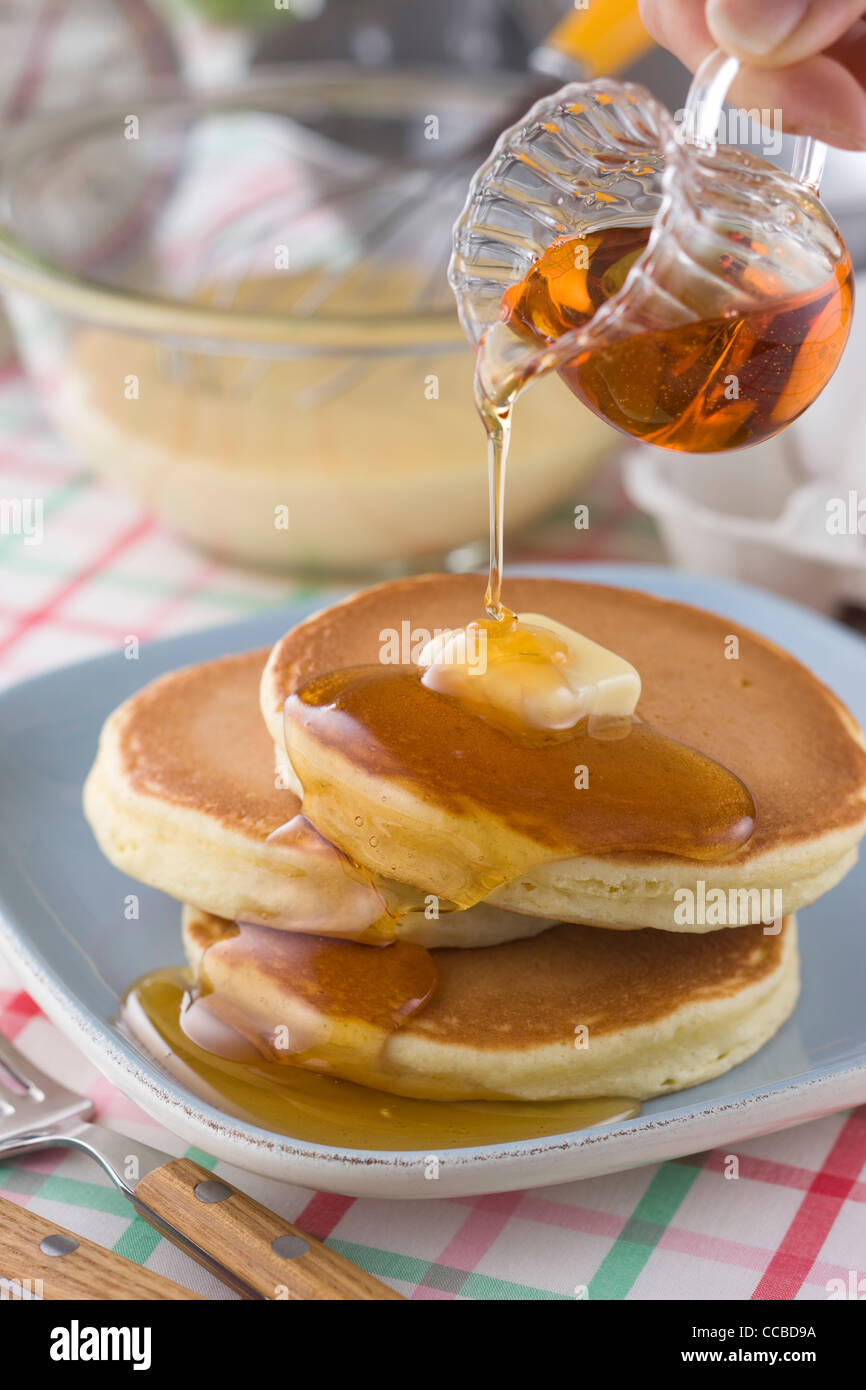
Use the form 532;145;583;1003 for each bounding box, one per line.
639;0;866;149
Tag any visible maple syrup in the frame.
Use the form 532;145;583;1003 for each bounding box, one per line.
500;225;854;453
476;221;852;665
182;919;437;1070
285;664;755;911
263;814;420;942
123;969;639;1150
483;402;513;620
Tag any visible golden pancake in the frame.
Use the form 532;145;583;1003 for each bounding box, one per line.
260;574;866;930
182;904;800;1101
83;650;554;947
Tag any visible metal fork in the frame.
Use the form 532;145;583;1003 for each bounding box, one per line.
0;1031;401;1301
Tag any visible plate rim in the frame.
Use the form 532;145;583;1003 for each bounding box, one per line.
2;562;865;1195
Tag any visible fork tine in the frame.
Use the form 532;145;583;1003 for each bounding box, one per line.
0;1036;40;1094
0;1030;66;1098
0;1066;22;1103
0;1030;93;1139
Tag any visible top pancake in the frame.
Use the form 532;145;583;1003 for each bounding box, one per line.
260;573;866;927
120;648;292;836
83;647;554;946
263;573;866;855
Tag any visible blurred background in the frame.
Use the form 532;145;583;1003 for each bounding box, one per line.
0;0;864;686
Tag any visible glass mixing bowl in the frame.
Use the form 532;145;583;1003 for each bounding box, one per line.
0;68;615;573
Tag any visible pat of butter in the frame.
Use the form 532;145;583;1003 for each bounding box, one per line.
417;612;641;731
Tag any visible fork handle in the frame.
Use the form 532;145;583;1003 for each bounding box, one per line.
0;1196;201;1300
134;1157;402;1301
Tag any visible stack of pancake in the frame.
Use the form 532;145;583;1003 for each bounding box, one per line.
84;575;866;1104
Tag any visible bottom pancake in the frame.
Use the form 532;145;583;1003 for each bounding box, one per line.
182;906;799;1103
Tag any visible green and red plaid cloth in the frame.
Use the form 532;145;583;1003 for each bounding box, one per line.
1;361;864;1301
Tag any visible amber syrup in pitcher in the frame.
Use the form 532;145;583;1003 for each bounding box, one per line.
501;224;854;453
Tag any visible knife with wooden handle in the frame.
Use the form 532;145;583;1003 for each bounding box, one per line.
134;1157;403;1300
4;1125;402;1299
0;1034;401;1301
0;1195;202;1300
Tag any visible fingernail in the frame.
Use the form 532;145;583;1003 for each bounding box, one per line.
707;0;810;57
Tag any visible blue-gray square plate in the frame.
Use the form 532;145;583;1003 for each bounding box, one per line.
0;564;864;1198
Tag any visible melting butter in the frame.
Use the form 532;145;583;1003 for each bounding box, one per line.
417;611;641;731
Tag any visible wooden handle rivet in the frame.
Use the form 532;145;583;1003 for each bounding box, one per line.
271;1234;310;1260
193;1180;233;1204
39;1234;79;1257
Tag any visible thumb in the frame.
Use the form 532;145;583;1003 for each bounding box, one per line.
706;0;865;64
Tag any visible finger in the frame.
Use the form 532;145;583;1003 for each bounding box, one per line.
724;50;866;149
707;0;865;66
639;0;714;65
639;0;866;148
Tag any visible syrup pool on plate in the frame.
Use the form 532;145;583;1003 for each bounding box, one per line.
123;969;639;1150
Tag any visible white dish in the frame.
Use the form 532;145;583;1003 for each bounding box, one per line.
0;564;864;1198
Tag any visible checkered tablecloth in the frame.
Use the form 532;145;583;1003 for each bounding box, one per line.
1;360;864;1302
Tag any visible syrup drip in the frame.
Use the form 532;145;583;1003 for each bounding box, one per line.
262;814;458;942
182;920;437;1071
482;401;513;622
482;225;654;623
262;814;393;940
123;970;640;1149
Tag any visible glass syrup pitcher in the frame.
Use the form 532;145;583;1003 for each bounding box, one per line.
449;50;853;459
